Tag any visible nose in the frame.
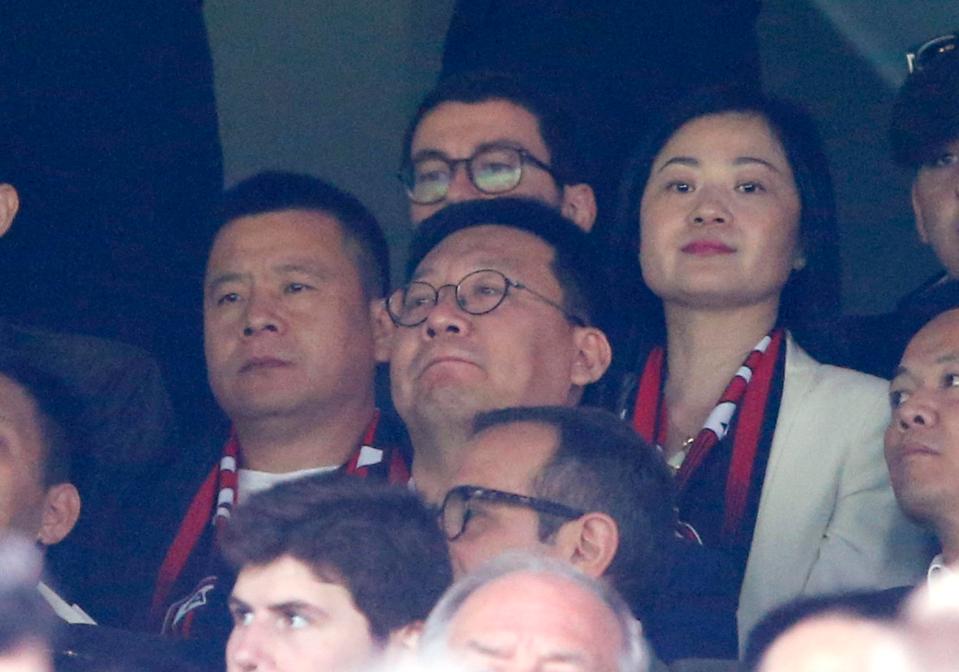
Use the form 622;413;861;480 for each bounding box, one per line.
424;285;471;338
895;392;938;431
444;161;482;204
242;289;283;337
227;625;273;672
689;187;732;226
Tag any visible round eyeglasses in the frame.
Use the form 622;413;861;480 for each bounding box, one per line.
398;144;558;205
386;268;585;328
440;485;586;542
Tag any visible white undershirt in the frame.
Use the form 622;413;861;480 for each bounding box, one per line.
237;465;338;501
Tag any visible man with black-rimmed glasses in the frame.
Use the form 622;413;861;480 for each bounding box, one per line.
387;197;612;502
436;405;738;663
399;71;598;231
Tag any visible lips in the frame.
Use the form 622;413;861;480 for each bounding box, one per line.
681;240;735;255
416;349;481;378
239;356;291;373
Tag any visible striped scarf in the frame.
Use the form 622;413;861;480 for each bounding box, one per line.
633;329;784;543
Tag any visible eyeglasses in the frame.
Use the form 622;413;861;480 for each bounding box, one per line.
439;485;586;542
398;144;558;205
907;31;959;74
386;268;585;328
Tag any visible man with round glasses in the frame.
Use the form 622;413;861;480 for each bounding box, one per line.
387;197;612;502
399;71;598;231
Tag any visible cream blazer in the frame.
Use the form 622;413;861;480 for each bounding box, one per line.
737;336;933;648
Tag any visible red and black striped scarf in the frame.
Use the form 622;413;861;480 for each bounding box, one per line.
150;409;409;632
633;329;785;545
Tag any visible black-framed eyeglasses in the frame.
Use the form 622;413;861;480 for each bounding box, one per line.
386;268;585;328
440;485;586;542
907;30;959;74
398;144;559;205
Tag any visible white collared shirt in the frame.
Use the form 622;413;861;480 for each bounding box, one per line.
37;582;96;625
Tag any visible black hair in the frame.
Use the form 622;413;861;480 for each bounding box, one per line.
406;197;610;329
215;171;390;298
0;355;80;487
401;71;592;187
890;55;959;169
601;86;841;338
472;405;675;608
221;474;452;642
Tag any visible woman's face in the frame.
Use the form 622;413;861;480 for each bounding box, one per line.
639;112;802;312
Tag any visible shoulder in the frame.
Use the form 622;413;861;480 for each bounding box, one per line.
784;335;888;414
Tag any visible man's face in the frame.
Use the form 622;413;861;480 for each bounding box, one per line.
408;100;563;224
447;422;560;577
204;210;380;423
912;137;959;277
0;374;49;538
389;225;605;438
227;555;376;672
885;309;959;526
445;572;623;672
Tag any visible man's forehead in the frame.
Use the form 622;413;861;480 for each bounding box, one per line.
459;421;557;487
903;310;959;365
413;99;547;156
413;225;556;281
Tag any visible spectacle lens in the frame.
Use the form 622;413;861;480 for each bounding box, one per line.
387;270;511;327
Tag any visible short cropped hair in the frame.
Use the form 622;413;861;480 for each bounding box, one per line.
419;553;648;672
607;86;840;330
406;197;610;328
215;171;390;298
0;355;79;487
221;475;452;641
890;56;959;169
472;406;675;606
401;71;592;186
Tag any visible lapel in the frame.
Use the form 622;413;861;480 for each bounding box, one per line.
737;335;827;642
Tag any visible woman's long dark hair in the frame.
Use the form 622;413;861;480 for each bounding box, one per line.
595;86;841;355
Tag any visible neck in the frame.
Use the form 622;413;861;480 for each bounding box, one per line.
660;301;778;444
408;421;471;504
234;396;376;473
934;511;959;566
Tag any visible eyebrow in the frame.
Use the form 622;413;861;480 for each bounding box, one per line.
893;352;959;379
412;258;526;283
656;155;784;174
206;263;330;291
410;139;529;163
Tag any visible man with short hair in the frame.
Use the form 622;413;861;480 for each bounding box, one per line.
885;307;959;582
149;171;407;641
222;475;452;672
399;71;597;230
440;406;672;605
418;554;649;672
0;356;87;623
439;405;738;662
387;197;612;500
843;33;959;376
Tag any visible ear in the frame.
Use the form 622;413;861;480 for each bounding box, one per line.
560;183;597;232
36;483;81;546
370;298;396;363
552;511;619;578
0;184;20;237
912;179;930;245
569;326;612;389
